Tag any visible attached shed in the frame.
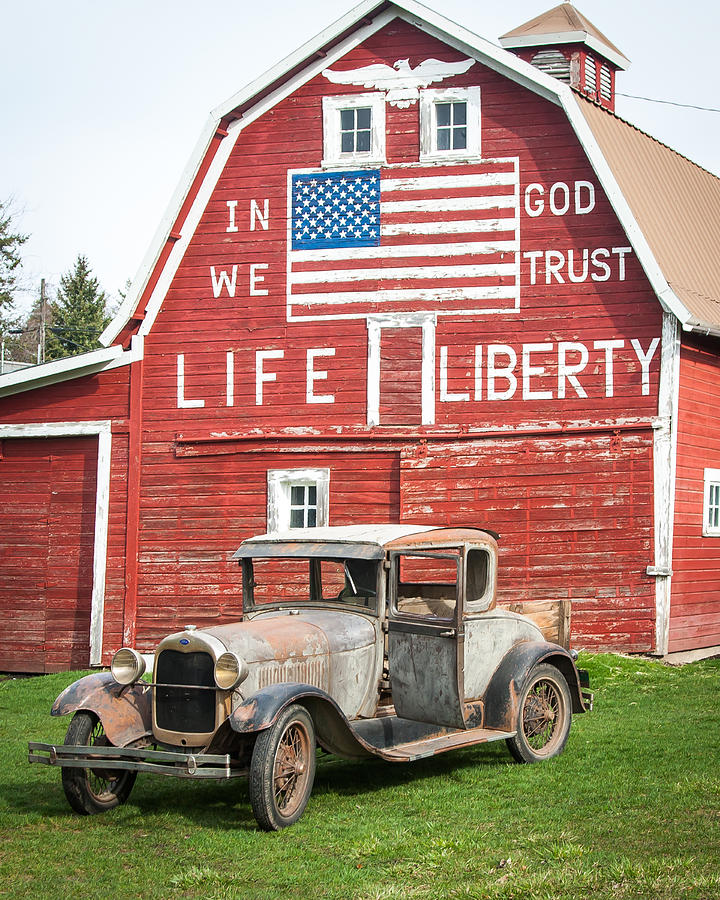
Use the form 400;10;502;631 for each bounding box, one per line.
2;0;719;671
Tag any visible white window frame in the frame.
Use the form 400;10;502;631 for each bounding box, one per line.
267;468;330;533
419;86;481;163
703;468;720;537
322;93;386;168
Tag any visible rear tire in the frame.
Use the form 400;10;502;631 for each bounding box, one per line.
506;664;572;763
249;704;316;830
61;711;137;815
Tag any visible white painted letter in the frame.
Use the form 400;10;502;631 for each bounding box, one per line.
487;345;517;401
177;354;205;409
522;343;553;400
226;200;239;233
550;182;570;216
575;181;595;215
524;183;544;217
250;263;269;296
594;339;625;397
612;246;632;281
591;248;611;282
631;337;660;395
210;265;238;298
307;348;335;404
524;251;543;285
474;345;482;401
440;346;470;402
558;342;589;399
256;349;284;405
546;250;566;284
226;350;234;407
567;249;589;283
250;199;269;231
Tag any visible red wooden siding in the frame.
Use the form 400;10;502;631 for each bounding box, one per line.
669;336;720;652
0;437;98;672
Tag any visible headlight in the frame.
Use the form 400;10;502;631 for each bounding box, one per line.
111;647;146;685
214;651;248;690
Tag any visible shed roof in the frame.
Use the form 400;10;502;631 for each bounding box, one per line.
499;2;629;70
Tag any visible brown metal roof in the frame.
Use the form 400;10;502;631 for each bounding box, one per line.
500;2;629;68
574;93;720;332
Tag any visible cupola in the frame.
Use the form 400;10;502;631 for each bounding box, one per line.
499;2;630;111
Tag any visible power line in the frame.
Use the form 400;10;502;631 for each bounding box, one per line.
616;92;720;114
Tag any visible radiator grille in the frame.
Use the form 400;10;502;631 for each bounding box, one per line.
155;649;216;734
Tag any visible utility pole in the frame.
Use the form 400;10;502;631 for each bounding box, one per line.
40;278;47;364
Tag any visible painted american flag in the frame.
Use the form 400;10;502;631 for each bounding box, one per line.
286;158;519;321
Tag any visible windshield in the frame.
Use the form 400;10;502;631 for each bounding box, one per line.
243;556;379;612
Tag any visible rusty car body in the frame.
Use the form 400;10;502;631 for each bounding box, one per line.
30;524;591;829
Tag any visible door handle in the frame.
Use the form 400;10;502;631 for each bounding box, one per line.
439;629;456;637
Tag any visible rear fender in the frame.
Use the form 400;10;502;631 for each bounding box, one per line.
483;641;587;732
229;683;373;760
51;672;152;747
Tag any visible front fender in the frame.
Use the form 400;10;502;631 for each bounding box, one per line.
229;683;373;760
483;641;587;733
52;672;152;747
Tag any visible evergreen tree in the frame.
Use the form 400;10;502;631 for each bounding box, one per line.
0;199;28;338
46;255;110;360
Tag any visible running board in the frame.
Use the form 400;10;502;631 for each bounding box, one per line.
351;717;514;762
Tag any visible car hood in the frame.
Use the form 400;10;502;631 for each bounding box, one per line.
202;609;376;665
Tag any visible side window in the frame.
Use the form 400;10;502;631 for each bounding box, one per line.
703;468;720;536
393;552;458;620
420;87;481;162
322;93;386;167
266;468;329;532
465;548;493;613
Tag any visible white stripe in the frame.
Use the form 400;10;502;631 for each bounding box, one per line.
382;196;518;213
290;240;519;262
290;261;519;284
382;172;517;191
292;285;519;306
382;218;512;235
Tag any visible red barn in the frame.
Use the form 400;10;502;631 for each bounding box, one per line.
2;0;719;672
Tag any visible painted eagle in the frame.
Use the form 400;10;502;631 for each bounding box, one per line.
322;57;476;107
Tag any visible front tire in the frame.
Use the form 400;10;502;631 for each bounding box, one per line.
249;704;316;831
61;711;137;815
506;663;572;763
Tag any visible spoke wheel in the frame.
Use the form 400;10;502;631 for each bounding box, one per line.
61;711;137;815
249;704;316;830
506;664;572;763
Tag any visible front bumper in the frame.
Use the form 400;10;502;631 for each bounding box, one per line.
28;742;247;779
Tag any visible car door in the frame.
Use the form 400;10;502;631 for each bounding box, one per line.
387;548;466;728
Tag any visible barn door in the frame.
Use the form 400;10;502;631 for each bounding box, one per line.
387;549;466;728
0;437;98;672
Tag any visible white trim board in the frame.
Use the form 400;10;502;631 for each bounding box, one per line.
0;420;112;666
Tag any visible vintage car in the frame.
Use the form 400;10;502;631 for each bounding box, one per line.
30;525;591;830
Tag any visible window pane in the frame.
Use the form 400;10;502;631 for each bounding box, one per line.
290;508;305;528
452;127;467;150
356;130;371;152
308;485;317;505
307;508;317;527
437;128;450;150
356;107;371;129
453;102;467;126
396;552;458;619
290;485;304;505
341;131;355;153
340;108;355;130
436;103;451;127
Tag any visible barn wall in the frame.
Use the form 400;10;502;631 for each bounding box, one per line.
669;335;720;652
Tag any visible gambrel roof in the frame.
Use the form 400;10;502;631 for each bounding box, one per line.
2;0;719;399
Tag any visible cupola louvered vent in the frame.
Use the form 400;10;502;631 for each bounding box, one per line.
600;64;612;101
585;54;597;93
530;49;571;82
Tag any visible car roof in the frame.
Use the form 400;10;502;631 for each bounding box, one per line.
233;524;498;560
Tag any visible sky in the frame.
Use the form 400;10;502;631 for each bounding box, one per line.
2;0;719;317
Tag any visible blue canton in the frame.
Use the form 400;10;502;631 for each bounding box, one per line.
291;170;381;250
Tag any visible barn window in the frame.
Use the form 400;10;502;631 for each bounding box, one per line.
322;93;386;167
267;468;330;532
703;468;720;536
419;87;481;161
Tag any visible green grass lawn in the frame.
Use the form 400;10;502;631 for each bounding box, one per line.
1;653;719;900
